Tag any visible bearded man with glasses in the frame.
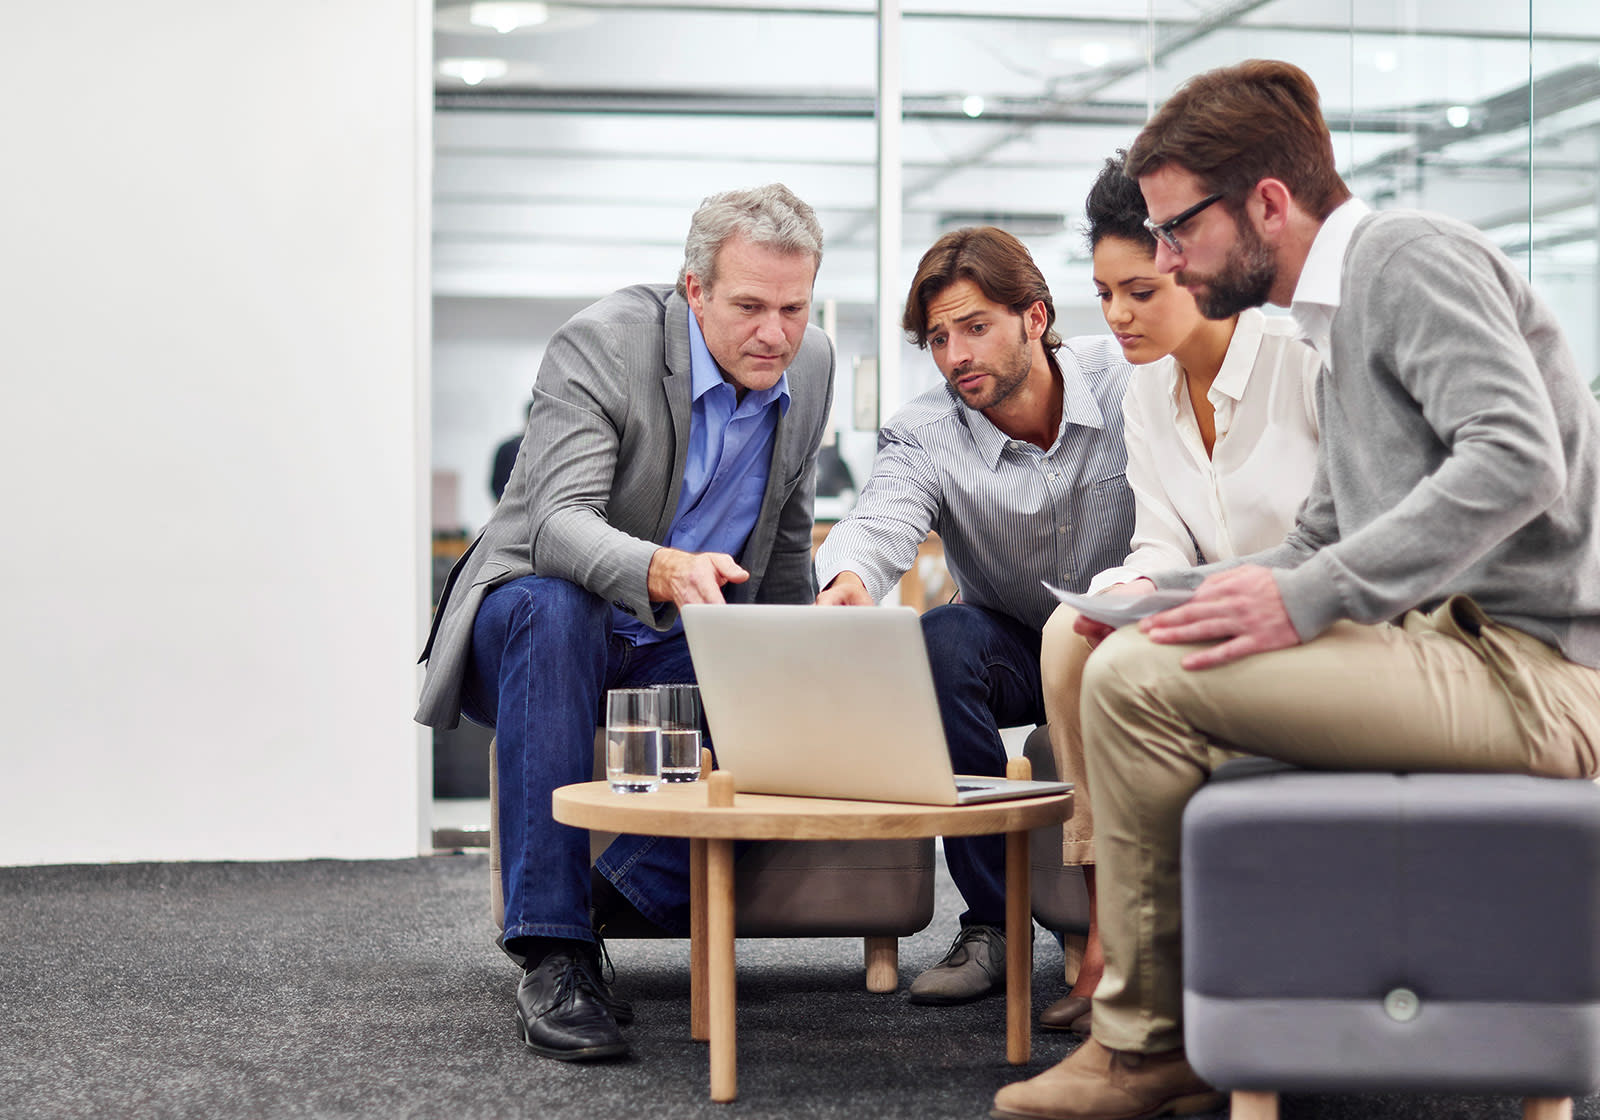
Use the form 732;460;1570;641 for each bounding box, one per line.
991;58;1600;1120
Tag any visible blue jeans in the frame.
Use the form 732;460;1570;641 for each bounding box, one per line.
462;575;698;950
923;603;1046;927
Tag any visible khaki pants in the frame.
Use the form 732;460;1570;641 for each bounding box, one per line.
1081;596;1600;1053
1040;604;1097;865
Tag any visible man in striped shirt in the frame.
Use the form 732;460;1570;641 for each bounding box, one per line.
815;226;1136;1005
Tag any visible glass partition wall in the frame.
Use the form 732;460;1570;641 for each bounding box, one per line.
431;0;1600;534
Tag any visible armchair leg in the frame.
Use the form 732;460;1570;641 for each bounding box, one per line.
864;936;898;992
1230;1091;1278;1120
1524;1099;1573;1120
1059;931;1087;987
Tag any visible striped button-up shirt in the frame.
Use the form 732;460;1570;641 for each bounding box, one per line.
816;336;1136;632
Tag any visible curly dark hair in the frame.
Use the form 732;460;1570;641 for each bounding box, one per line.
1083;151;1154;255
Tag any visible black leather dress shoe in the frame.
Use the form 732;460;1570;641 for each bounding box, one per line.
515;949;629;1061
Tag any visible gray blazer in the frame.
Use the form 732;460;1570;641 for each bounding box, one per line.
417;284;837;729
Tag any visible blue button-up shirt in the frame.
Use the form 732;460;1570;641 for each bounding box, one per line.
613;309;791;644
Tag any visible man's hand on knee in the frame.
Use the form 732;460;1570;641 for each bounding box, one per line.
647;547;749;606
1139;565;1301;670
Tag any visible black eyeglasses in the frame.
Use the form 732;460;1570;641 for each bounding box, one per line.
1143;192;1225;255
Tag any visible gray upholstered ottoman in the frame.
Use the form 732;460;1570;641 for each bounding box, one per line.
1182;763;1600;1120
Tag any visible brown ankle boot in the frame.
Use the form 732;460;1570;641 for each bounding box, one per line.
990;1038;1223;1120
1038;994;1093;1034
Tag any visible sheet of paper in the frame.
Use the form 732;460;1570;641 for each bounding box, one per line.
1043;583;1195;627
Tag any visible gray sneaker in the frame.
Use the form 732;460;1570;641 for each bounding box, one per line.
908;923;1005;1005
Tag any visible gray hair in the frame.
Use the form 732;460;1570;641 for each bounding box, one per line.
675;183;824;296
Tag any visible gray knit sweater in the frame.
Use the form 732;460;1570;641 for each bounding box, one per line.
1156;210;1600;669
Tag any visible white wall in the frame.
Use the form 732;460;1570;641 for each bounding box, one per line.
0;0;430;864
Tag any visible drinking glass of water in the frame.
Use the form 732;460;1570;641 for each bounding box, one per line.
605;688;660;794
654;683;703;783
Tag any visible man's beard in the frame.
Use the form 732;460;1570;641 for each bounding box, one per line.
952;321;1033;410
1179;213;1277;320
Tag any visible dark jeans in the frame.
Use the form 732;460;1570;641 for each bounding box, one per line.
923;603;1047;927
462;575;698;950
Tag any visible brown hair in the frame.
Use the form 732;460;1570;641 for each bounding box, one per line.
1125;59;1351;221
902;226;1060;351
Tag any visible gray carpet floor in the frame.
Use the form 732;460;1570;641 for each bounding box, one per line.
0;851;1594;1119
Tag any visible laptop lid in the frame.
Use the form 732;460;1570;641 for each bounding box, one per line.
680;603;1067;806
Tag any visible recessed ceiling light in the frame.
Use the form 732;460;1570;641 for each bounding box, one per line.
436;2;594;36
962;95;985;118
1446;105;1472;128
1048;36;1139;68
469;2;549;33
439;57;510;85
1078;42;1110;68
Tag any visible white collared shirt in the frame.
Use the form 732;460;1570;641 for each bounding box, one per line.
1289;197;1371;365
1088;307;1322;592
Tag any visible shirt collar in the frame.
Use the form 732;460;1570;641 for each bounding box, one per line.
1289;197;1369;357
962;348;1105;469
1209;306;1266;402
687;307;791;412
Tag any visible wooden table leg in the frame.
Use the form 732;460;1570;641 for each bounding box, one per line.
863;935;898;993
1005;826;1030;1065
707;836;737;1102
690;836;708;1042
1231;1091;1280;1120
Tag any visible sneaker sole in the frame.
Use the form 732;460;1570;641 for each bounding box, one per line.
907;985;1004;1006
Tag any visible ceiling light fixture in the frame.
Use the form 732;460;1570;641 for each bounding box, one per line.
962;95;985;118
468;2;550;34
1048;36;1138;69
1446;105;1472;128
1078;42;1111;68
439;57;510;85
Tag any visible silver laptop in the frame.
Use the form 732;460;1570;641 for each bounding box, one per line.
679;603;1072;805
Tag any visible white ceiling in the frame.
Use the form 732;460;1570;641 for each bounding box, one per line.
431;0;1600;308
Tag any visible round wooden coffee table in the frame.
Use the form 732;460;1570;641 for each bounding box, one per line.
553;765;1073;1102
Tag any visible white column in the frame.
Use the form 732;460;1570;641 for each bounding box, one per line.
876;0;904;421
0;0;430;864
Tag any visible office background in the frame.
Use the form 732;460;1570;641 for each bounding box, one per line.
4;0;1597;868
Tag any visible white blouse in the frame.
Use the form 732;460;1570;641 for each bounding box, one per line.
1088;307;1322;593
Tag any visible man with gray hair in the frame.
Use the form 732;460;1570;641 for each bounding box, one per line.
417;183;835;1062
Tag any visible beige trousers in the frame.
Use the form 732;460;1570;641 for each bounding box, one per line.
1040;604;1097;865
1081;596;1600;1053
